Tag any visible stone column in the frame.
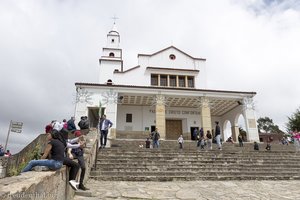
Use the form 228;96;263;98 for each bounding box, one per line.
102;90;118;147
243;97;259;142
231;125;239;142
155;94;166;140
200;97;212;136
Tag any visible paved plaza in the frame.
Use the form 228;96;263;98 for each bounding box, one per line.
74;179;300;200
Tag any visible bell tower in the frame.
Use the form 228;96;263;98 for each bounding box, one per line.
99;22;123;83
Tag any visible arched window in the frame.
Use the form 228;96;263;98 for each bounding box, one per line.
109;52;115;57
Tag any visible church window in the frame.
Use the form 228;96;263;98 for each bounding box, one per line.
178;76;185;87
126;114;132;123
160;75;167;86
109;52;115;57
169;75;177;87
151;74;158;86
187;76;194;88
169;54;176;60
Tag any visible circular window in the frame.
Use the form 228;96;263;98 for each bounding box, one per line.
169;54;176;60
109;52;115;57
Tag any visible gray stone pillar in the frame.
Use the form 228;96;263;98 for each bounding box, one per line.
155;95;166;139
200;97;212;136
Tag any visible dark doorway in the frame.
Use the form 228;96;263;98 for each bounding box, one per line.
88;107;100;128
151;126;156;133
190;127;199;140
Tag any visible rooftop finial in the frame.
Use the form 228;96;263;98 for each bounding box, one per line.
111;15;119;24
110;15;119;33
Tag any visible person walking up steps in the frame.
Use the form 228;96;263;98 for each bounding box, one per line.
215;121;222;150
151;128;160;148
178;135;184;149
206;130;212;150
238;134;244;147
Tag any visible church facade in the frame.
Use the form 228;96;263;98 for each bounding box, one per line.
74;24;259;142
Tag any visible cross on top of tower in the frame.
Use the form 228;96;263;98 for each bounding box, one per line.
111;15;119;24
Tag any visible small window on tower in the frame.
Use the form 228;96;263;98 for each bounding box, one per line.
111;39;115;43
109;52;115;57
169;54;176;60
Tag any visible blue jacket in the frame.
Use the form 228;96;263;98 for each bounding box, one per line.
99;119;113;131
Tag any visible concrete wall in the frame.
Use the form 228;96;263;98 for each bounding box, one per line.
6;134;48;177
112;47;207;88
116;105;203;134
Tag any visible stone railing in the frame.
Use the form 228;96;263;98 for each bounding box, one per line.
0;130;98;200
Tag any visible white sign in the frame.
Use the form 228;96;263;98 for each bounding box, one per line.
10;122;23;133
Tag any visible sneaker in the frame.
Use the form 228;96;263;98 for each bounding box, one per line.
69;180;78;191
78;184;89;191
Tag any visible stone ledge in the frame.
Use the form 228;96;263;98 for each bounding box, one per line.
0;167;73;200
0;130;98;200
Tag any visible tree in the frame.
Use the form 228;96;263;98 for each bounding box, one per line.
257;117;284;134
286;107;300;132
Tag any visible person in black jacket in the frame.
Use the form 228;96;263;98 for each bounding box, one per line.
67;117;77;133
78;116;90;135
215;121;222;150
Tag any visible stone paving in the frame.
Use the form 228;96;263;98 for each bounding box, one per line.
74;179;300;200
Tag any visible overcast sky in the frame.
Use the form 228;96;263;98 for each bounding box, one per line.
1;0;300;153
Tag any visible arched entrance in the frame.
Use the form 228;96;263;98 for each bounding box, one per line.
223;120;232;142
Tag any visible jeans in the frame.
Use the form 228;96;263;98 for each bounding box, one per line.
100;130;108;146
73;154;86;184
179;143;183;149
22;159;63;173
207;139;212;150
215;135;222;149
153;140;159;148
63;157;80;181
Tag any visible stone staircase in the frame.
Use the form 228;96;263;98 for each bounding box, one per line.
90;140;300;181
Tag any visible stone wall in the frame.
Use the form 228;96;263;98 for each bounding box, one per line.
6;134;47;177
0;130;98;200
0;158;8;178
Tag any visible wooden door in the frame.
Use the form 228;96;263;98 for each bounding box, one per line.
166;120;182;140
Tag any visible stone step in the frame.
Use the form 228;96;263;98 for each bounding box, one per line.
96;162;300;169
96;159;300;165
97;155;300;161
90;169;300;176
97;152;300;160
91;139;299;181
110;140;295;150
97;151;300;156
95;167;300;173
90;174;300;181
106;147;296;151
98;149;298;155
94;163;300;168
91;170;300;176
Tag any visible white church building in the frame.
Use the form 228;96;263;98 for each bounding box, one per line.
74;23;259;142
